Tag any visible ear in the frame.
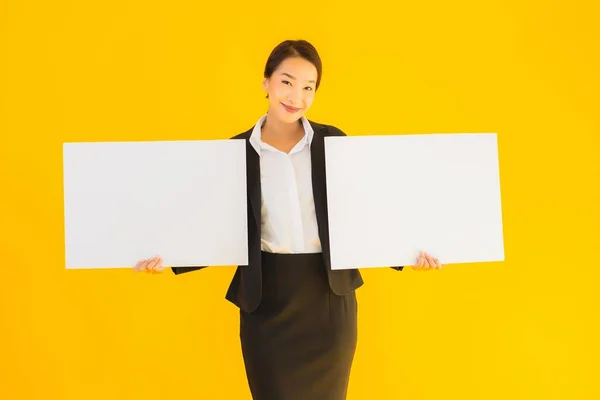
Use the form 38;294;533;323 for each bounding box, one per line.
263;78;270;99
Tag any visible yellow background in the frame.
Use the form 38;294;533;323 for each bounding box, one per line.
1;0;598;399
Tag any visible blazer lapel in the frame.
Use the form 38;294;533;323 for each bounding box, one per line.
246;138;261;234
310;124;331;267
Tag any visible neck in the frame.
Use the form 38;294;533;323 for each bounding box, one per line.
261;113;303;140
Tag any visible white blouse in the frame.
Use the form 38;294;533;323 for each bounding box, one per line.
248;114;322;254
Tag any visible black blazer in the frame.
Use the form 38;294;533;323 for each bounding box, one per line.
171;119;403;313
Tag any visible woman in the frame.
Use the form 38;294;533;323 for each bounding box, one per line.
134;39;443;400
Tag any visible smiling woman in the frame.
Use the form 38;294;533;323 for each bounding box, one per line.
134;39;441;400
259;41;321;153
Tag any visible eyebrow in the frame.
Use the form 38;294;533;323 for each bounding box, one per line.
280;72;316;84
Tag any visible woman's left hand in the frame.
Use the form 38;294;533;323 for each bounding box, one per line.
411;251;443;271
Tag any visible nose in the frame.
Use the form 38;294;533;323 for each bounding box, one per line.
286;87;303;105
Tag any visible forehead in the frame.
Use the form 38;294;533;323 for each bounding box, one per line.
274;57;318;81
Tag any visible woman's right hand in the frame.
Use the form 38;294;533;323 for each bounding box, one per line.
133;255;166;273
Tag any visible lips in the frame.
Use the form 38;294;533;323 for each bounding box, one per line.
281;103;302;113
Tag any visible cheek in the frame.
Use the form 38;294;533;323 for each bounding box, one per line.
272;85;289;100
303;92;315;107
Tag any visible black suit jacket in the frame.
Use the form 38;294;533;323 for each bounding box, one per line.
171;119;403;313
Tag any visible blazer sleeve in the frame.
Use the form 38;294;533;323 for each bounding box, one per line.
171;266;207;275
327;125;404;272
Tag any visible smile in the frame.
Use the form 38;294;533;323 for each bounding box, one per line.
281;103;302;113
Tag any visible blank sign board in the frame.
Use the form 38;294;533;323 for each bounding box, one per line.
62;140;248;269
324;134;505;270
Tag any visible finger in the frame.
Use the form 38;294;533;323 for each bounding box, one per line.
419;251;426;266
135;259;148;272
140;260;151;272
419;252;429;270
433;257;442;269
152;257;165;273
133;260;142;272
425;253;435;270
146;256;161;273
414;252;424;270
146;257;158;272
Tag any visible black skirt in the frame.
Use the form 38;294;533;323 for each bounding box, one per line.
239;251;358;400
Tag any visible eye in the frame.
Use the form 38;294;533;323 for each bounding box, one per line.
282;80;291;86
305;87;314;91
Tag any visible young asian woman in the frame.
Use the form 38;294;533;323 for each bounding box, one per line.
134;39;443;400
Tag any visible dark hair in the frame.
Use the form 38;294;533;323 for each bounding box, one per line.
264;39;323;98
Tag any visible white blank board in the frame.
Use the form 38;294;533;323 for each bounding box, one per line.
63;140;248;269
324;134;504;270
